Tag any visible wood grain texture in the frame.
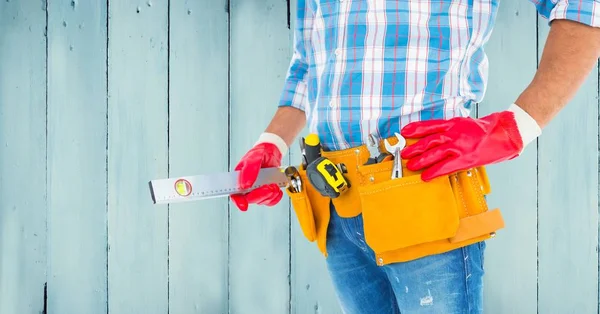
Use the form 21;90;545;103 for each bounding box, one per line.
0;1;47;313
168;1;230;313
229;0;292;313
477;3;539;313
107;1;169;313
536;20;599;313
3;2;600;312
46;1;108;313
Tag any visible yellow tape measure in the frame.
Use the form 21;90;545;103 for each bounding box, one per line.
306;156;350;198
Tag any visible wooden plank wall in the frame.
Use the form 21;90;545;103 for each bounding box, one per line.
107;1;169;313
536;14;600;314
168;1;229;313
229;1;291;313
0;2;47;314
479;3;539;313
46;1;108;313
0;1;598;313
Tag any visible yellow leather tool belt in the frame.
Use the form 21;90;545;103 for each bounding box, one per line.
285;136;505;266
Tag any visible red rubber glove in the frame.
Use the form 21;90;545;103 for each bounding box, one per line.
230;136;285;211
400;105;540;182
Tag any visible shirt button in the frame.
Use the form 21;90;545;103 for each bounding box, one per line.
329;100;336;108
335;48;341;56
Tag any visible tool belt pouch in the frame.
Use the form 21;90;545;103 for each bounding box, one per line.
356;158;501;257
285;166;331;254
285;139;503;261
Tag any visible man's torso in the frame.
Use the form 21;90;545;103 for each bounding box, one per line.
301;0;500;150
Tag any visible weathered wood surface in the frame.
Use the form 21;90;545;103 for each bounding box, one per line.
168;1;230;313
536;18;599;314
46;1;108;313
0;1;598;313
0;1;47;313
478;2;539;313
107;1;169;313
228;0;292;313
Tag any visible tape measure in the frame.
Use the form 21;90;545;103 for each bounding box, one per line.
302;133;351;198
305;157;350;198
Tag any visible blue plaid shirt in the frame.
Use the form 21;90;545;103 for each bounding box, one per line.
278;0;599;151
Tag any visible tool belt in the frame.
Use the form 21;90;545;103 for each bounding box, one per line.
285;136;505;266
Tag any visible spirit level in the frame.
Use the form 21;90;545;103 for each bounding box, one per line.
148;167;289;204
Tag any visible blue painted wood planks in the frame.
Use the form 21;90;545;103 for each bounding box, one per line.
107;1;169;313
0;1;48;313
168;1;229;313
0;1;598;313
228;0;293;312
46;1;108;313
537;18;599;314
478;2;539;313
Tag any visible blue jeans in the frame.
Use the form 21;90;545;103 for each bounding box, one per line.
325;202;486;314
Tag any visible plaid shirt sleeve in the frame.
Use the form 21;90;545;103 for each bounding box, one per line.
531;0;600;27
278;0;313;111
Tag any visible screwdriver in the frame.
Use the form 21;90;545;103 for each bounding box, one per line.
304;133;321;165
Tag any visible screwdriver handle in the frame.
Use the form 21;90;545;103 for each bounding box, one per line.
304;133;321;166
